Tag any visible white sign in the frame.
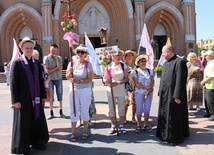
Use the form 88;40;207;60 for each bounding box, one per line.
95;45;118;56
95;47;106;57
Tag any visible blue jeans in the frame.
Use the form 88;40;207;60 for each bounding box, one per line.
48;79;63;102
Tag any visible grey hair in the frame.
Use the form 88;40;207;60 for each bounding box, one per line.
33;50;39;56
187;52;197;62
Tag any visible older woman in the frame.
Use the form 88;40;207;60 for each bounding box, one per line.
33;50;50;86
103;49;129;134
131;54;154;133
187;52;204;111
66;44;93;141
122;50;137;124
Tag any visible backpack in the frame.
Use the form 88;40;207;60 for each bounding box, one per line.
135;68;150;77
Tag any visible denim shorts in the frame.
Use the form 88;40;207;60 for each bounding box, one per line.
48;79;63;101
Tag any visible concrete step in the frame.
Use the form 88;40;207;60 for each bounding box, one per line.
0;73;6;83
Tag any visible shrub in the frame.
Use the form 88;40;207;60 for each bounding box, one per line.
154;66;163;72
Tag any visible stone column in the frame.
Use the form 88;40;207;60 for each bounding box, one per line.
134;0;146;52
41;0;53;55
181;0;196;54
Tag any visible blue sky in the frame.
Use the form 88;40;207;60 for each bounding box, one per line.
195;0;214;40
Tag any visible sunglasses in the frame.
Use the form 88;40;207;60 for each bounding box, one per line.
77;51;85;54
139;60;147;63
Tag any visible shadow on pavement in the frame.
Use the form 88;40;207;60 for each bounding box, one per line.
62;142;134;155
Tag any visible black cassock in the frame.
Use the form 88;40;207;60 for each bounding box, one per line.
10;57;49;154
156;55;189;144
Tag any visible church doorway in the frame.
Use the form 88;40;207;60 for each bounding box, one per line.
153;35;167;59
152;23;167;59
85;37;101;48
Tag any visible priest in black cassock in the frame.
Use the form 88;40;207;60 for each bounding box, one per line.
156;45;189;146
10;37;49;154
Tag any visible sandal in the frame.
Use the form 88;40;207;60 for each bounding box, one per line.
88;122;94;127
135;126;141;133
81;132;88;140
132;119;137;124
119;125;127;134
69;134;76;142
143;125;152;132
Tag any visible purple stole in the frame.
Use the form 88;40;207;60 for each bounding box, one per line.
20;56;40;120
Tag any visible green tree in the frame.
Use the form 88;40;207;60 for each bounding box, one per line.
198;47;206;56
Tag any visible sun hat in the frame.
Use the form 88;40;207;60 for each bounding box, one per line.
19;37;36;48
123;50;137;62
74;44;89;54
118;49;124;55
202;50;214;57
135;54;149;66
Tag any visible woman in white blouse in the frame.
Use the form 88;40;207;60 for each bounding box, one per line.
103;49;129;134
66;44;93;142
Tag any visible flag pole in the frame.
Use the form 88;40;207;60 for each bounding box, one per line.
110;78;119;136
137;44;141;55
63;0;77;117
99;27;119;135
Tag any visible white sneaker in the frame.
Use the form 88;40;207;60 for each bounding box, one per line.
109;126;116;134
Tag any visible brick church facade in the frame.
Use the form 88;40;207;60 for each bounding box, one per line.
0;0;196;70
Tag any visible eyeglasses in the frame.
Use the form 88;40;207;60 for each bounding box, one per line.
77;51;85;54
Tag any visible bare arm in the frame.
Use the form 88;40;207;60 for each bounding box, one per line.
55;55;63;70
66;66;73;80
201;77;214;86
133;77;149;90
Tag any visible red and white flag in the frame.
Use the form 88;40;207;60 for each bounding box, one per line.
10;38;21;68
139;24;154;69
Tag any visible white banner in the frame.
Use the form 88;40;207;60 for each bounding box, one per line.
95;45;118;56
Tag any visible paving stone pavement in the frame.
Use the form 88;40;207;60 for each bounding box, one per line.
0;78;214;155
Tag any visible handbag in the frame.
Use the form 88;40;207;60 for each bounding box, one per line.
45;87;52;102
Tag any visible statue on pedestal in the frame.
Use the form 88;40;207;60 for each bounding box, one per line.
99;27;108;46
151;38;159;59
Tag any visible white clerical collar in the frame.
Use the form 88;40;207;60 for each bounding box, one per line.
21;54;35;64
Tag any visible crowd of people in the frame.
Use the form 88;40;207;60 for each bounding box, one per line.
8;37;214;154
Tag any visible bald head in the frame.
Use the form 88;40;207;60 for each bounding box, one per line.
162;45;175;60
162;45;174;53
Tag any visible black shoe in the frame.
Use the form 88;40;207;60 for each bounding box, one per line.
208;115;214;121
32;145;46;150
169;142;179;146
60;113;67;118
203;114;211;118
47;115;54;120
